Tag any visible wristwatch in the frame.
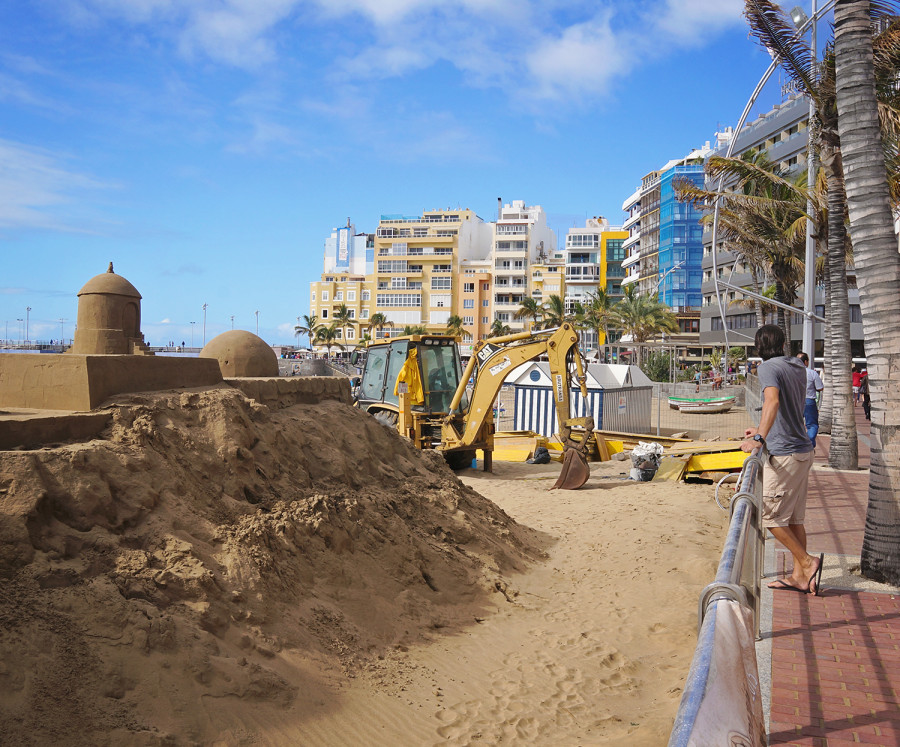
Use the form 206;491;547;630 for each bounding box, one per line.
752;434;766;445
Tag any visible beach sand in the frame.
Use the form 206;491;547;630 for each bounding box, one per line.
0;387;728;745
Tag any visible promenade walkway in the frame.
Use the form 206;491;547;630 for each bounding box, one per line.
762;406;900;746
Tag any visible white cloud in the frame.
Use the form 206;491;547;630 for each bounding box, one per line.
0;139;113;232
62;0;746;103
525;13;631;101
652;0;745;43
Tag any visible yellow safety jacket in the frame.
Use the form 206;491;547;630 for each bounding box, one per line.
394;348;424;405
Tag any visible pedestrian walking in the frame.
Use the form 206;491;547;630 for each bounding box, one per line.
742;325;823;595
852;365;862;404
796;352;823;448
860;369;871;420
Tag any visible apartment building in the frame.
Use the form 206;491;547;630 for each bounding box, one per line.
490;200;557;333
373;208;492;337
309;222;374;346
562;217;627;352
620;147;711;362
699;94;865;359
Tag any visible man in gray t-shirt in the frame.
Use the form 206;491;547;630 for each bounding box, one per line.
742;325;823;595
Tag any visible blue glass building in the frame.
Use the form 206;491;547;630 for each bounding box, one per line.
657;164;704;310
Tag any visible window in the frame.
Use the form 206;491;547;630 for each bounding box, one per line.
482;299;489;306
321;309;328;318
463;283;475;293
378;260;408;274
433;264;452;273
335;291;343;301
463;299;474;308
463;316;474;325
431;278;452;290
606;239;625;261
361;309;369;319
482;282;490;291
348;309;355;319
346;328;355;340
348;290;356;301
321;291;329;301
311;291;316;301
482;316;489;324
376;293;422;307
362;290;370;301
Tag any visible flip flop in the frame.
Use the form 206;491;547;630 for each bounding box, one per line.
810;553;825;596
768;579;809;593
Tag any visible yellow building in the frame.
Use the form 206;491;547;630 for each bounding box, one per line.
372;208;491;337
309;274;374;349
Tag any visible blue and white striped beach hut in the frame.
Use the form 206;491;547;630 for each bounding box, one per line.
509;362;653;437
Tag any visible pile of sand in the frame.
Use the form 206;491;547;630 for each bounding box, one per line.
0;387;543;744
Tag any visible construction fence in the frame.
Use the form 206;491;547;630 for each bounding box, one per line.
495;381;754;442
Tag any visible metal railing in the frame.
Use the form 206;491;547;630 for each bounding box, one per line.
668;447;766;746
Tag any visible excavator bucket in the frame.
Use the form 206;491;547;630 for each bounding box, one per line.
551;447;590;490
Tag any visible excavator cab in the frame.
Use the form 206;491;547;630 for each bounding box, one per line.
354;335;468;425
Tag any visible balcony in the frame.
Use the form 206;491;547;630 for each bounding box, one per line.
565;266;601;283
623;211;641;230
622;232;640;250
621;251;641;269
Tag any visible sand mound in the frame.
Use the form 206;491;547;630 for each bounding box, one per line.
0;387;542;745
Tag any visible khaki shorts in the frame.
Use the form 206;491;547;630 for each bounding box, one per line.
762;451;814;528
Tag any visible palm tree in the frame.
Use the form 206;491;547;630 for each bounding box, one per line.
580;289;615;360
445;314;465;337
513;297;543;330
540;294;568;329
314;323;344;360
743;0;864;468
834;0;900;584
334;303;354;348
490;319;512;337
609;287;678;366
368;312;388;340
295;314;320;351
402;324;427;335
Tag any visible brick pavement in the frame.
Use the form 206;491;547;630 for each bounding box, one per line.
766;405;900;746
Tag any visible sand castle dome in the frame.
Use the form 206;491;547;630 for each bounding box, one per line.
70;262;150;355
200;330;279;378
78;264;142;299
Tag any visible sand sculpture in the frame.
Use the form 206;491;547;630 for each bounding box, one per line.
0;264;222;412
200;329;279;378
69;262;153;355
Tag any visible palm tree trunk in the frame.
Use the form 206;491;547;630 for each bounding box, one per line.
774;281;791;354
834;0;900;585
818;258;834;434
821;140;858;468
750;269;765;329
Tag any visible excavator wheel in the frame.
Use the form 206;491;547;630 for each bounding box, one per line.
443;450;475;471
372;410;399;428
551;448;590;490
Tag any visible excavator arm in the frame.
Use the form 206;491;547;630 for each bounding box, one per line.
440;323;595;489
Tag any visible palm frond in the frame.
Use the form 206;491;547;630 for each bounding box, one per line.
744;0;816;95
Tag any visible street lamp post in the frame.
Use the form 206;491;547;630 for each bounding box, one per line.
202;303;208;346
26;307;31;344
230;315;235;330
58;318;66;345
190;321;196;348
17;318;23;345
255;310;259;336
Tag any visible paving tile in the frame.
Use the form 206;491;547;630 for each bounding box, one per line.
766;416;900;746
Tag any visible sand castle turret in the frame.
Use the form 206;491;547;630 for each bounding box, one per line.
70;262;152;355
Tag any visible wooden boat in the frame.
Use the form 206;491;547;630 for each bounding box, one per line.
667;395;735;414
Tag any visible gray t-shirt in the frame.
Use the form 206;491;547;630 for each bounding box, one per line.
758;355;814;456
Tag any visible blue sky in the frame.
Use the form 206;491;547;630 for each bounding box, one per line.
0;0;817;348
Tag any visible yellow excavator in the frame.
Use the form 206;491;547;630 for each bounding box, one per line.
351;323;597;489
